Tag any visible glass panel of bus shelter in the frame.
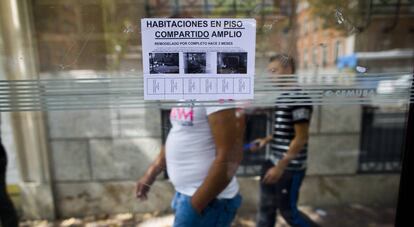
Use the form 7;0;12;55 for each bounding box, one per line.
0;0;412;226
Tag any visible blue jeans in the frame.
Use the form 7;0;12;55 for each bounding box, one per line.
171;192;242;227
256;161;319;227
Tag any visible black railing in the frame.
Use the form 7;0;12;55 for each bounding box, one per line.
237;111;271;176
359;106;406;173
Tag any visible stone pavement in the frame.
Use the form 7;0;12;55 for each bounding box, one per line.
233;205;395;227
19;204;395;227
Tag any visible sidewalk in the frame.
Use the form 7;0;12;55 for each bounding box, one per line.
19;204;395;227
233;204;395;227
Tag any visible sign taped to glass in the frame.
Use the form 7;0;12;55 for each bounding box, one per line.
141;18;256;100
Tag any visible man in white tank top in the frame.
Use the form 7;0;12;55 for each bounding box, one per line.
136;104;245;227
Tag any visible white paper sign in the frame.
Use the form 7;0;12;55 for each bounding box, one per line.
141;18;256;100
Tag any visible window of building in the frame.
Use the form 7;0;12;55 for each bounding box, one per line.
312;46;318;66
303;48;308;68
334;40;342;62
303;17;307;35
322;45;328;67
313;18;318;31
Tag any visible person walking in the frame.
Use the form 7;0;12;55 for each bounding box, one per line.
250;54;319;227
136;104;245;227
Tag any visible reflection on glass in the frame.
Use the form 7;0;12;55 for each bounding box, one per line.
0;0;412;226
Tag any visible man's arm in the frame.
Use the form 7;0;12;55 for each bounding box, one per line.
191;108;245;213
262;122;309;184
278;122;309;167
136;145;166;200
250;134;272;152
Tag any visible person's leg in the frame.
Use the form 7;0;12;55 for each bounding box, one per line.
172;191;242;227
278;170;319;227
215;194;242;227
172;192;202;227
0;149;19;227
256;162;279;227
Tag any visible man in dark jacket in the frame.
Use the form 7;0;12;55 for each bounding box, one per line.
0;134;18;227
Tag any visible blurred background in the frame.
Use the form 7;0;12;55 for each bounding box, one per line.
0;0;413;226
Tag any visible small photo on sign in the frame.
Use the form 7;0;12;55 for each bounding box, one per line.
217;52;247;74
184;53;207;74
149;53;179;74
